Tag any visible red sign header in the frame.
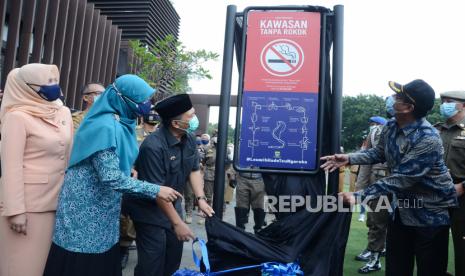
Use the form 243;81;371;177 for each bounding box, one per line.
243;11;321;93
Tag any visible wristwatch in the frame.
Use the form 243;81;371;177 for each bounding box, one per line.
196;196;207;202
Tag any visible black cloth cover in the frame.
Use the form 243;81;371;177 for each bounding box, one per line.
205;208;351;276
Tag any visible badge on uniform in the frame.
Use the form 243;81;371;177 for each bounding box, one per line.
170;156;176;161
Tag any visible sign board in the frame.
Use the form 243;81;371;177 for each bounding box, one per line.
238;10;322;171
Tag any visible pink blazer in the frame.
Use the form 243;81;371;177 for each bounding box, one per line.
0;108;73;216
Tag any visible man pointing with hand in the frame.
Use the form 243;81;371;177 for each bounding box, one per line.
321;79;457;276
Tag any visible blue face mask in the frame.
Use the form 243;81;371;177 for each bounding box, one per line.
196;140;202;145
440;102;459;119
27;83;61;101
187;115;199;133
201;140;209;145
385;96;395;116
178;115;199;134
113;84;152;116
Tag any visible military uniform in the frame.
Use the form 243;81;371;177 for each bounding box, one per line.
235;172;266;233
355;124;389;273
184;144;206;222
437;90;465;276
349;165;359;192
203;145;216;205
71;110;88;131
224;164;235;203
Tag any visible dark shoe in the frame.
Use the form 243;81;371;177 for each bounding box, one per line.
253;208;266;234
355;249;372;262
120;246;129;269
358;252;381;274
234;207;249;230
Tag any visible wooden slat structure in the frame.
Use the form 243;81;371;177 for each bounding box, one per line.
88;0;180;95
0;0;179;109
0;0;120;109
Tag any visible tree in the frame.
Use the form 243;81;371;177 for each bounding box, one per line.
207;122;235;144
341;94;442;152
129;35;219;95
342;94;386;152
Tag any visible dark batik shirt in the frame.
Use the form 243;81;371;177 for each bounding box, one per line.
350;118;457;227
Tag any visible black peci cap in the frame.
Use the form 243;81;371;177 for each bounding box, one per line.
388;79;435;117
154;94;193;119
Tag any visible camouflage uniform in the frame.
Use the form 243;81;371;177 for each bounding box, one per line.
184;144;206;220
203;145;216;205
71;110;88;131
224;164;235;203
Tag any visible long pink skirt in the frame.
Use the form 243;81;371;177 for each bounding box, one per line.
0;212;55;276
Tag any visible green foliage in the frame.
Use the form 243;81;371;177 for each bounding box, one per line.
342;95;386;152
129;35;219;94
342;95;443;152
426;98;442;126
207;122;235;144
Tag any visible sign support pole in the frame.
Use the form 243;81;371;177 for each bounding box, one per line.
328;5;344;194
213;5;237;218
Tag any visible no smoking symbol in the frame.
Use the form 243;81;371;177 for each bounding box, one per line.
260;39;304;77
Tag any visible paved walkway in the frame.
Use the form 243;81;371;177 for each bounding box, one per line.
122;195;260;275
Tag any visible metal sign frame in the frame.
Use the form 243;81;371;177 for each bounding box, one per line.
233;6;331;175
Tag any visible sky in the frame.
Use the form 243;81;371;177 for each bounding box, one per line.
171;0;465;124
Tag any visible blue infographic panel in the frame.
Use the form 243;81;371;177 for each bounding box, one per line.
239;91;319;170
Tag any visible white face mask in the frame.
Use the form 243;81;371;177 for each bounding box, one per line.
93;94;101;103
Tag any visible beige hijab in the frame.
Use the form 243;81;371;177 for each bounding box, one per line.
0;63;63;124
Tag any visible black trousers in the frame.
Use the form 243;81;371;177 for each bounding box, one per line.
133;221;183;276
385;215;449;276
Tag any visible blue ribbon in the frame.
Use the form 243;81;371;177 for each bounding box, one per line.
261;262;304;276
192;238;211;273
186;238;303;276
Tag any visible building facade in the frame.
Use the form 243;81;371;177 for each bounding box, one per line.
0;0;180;110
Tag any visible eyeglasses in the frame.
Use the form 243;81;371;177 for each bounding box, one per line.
84;91;104;95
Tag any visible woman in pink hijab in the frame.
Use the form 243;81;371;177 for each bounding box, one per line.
0;64;73;276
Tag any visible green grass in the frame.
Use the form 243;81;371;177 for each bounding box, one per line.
343;211;455;275
341;170;455;275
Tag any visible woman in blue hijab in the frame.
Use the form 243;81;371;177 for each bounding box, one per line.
43;75;181;276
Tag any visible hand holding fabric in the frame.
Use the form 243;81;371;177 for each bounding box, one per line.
198;199;215;217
